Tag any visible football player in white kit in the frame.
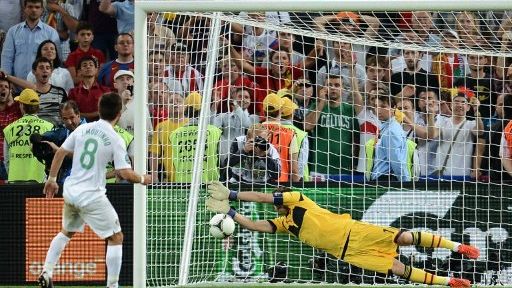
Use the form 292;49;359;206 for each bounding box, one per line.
38;92;152;288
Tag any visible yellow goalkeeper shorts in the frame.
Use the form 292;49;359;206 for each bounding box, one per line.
342;221;401;274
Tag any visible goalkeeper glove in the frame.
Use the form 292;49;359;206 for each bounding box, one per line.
206;197;237;218
208;181;238;201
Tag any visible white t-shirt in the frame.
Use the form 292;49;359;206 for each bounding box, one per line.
435;118;476;176
61;120;132;207
415;114;449;176
356;107;380;173
118;100;153;137
27;67;74;93
499;133;510;158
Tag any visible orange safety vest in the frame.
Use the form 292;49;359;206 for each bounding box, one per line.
263;122;295;182
504;120;512;156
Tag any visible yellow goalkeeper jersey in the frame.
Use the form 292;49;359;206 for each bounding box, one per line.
268;191;355;259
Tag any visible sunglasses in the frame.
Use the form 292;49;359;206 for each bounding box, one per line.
296;82;312;87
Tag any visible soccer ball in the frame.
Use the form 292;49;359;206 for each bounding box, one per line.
209;214;235;239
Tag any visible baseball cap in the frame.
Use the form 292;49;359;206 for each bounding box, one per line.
171;42;188;53
184;92;202;110
114;70;134;80
263;93;284;113
14;89;40;105
281;97;298;117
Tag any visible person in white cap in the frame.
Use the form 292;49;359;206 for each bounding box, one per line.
113;69;153;137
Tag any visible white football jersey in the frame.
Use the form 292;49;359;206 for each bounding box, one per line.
61;119;132;206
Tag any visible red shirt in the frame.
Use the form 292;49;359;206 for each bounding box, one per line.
214;76;265;114
0;103;21;160
68;82;111;121
253;65;303;114
65;47;106;69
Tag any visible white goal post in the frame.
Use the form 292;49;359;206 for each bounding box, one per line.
134;1;512;287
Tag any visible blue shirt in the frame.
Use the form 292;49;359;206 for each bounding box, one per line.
112;0;134;33
1;20;60;79
371;117;410;181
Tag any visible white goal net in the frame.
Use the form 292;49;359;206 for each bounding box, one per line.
137;7;512;287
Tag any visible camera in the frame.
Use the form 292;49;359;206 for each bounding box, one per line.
127;84;134;95
254;135;269;151
30;133;54;170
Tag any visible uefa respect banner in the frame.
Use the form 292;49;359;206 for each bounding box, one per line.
25;198;106;282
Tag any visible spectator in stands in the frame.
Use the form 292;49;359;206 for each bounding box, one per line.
224;123;280;183
426;91;483;178
169;92;221;182
114;70;152;136
313;12;381;67
3;88;53;182
1;0;59;80
149;80;184;128
164;42;204;96
176;15;212;72
390;49;439;100
80;0;117;60
405;90;448;176
211;86;259;165
389;31;432;74
147;12;176;52
353;74;381;174
483;93;512;181
408;11;441;47
274;33;325;70
280;96;310;181
0;1;22;34
230;46;303;115
0;78;21;181
65;22;106;84
41;0;79;61
34;100;85;184
148;50;166;84
316;41;366;103
455;12;481;47
231;13;278;66
432;30;469;89
99;0;134;34
150;89;188;182
454;53;497;126
98;33;134;89
499;94;512;178
3;57;67;125
27;40;74;93
305;74;358;180
68;56;110;122
213;55;264;114
290;78;314;129
368;94;410;182
262;93;300;183
363;55;388;95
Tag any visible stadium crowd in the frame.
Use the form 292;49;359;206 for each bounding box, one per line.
1;1;512;185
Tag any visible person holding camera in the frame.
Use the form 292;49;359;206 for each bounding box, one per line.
31;100;85;184
224;123;281;184
114;70;152;136
3;89;53;182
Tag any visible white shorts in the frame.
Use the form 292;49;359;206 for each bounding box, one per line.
62;196;121;239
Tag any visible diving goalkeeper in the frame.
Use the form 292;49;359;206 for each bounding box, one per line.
206;181;479;287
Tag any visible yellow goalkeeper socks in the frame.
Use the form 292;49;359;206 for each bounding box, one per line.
403;265;449;285
411;231;457;251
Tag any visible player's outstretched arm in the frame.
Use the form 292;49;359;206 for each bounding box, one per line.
206;197;274;233
117;169;152;185
207;181;274;204
44;147;72;198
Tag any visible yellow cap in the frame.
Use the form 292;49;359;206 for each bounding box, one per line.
184;92;202;110
263;93;284;112
14;89;40;105
281;97;298;117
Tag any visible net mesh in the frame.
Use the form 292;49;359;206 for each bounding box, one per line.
143;10;512;286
